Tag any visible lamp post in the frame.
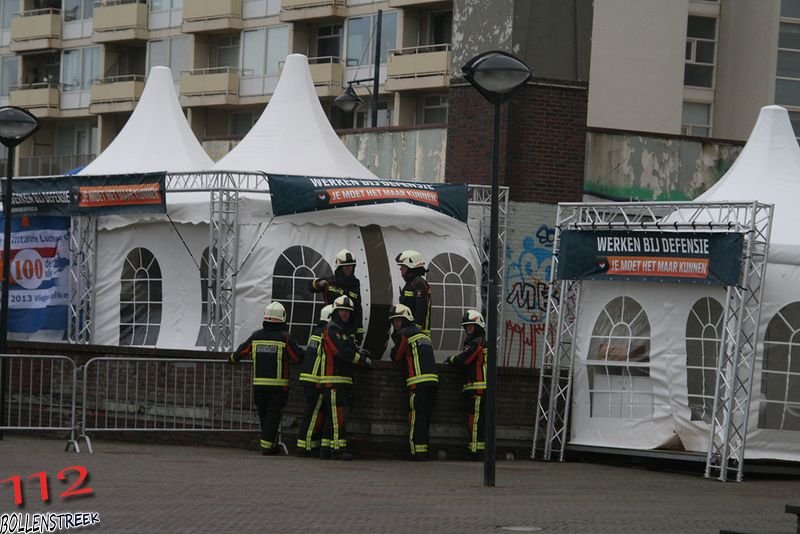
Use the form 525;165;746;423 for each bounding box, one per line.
0;106;40;439
461;50;531;487
334;9;383;127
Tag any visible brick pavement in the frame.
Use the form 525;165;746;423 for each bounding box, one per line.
1;435;797;533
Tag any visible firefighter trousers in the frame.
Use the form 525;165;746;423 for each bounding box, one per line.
297;385;325;451
464;391;486;454
321;387;352;452
254;387;288;452
408;385;437;456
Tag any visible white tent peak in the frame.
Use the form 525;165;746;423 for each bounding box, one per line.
696;105;800;245
213;54;379;180
79;66;213;175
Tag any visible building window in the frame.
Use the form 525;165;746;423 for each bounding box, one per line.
150;0;183;11
776;18;800;131
317;25;342;59
759;302;800;431
242;26;289;76
61;46;99;91
120;248;162;346
346;12;397;67
685;297;723;423
427;252;477;353
684;15;717;88
0;55;17;97
215;35;240;69
148;37;190;82
229;111;255;137
430;11;452;46
587;296;653;419
682;102;711;137
271;246;333;343
782;0;800;18
422;94;448;125
1;0;19;29
64;0;93;21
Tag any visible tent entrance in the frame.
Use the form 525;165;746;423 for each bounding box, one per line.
532;201;773;482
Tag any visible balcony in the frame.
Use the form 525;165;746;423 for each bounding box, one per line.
388;0;451;6
19;154;94;177
180;67;240;107
385;44;451;92
92;0;148;43
279;0;345;23
90;75;145;114
183;0;242;33
9;82;60;118
308;57;343;98
10;9;62;52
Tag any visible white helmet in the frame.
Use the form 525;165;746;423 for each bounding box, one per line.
335;249;357;266
319;304;334;323
388;303;414;323
333;295;354;312
461;309;485;330
263;301;287;323
395;250;425;269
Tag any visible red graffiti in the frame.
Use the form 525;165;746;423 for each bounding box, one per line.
503;321;547;368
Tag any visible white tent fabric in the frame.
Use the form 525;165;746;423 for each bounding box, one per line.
570;105;800;462
79;66;213;175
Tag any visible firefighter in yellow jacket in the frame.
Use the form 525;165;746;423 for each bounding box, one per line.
389;304;438;461
296;304;333;456
395;250;432;336
229;301;303;455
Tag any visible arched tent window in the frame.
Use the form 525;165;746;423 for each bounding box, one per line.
586;296;652;418
685;297;724;423
119;247;162;346
759;303;800;431
195;248;211;347
427;252;477;352
272;246;333;343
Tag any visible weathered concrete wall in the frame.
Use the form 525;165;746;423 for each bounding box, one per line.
502;201;557;368
451;0;514;75
585;129;745;201
340;127;447;182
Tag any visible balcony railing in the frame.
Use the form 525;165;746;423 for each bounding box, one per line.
19;154;95;177
10;8;62;50
180;67;240;97
9;81;60;110
93;0;148;39
183;0;242;22
280;0;345;22
386;44;451;91
90;74;146;105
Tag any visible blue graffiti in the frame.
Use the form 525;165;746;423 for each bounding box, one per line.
505;225;554;324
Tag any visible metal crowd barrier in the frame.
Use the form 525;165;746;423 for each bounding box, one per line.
78;357;263;453
0;354;82;451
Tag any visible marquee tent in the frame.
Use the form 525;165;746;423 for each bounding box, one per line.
568;105;800;462
89;55;482;358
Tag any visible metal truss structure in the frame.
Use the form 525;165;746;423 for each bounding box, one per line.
67;172;501;356
532;201;772;483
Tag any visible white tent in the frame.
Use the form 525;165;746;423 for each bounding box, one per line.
91;55;481;357
79;66;213;175
569;105;800;462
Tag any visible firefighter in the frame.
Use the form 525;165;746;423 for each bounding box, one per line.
310;249;364;344
296;304;333;456
445;309;487;457
229;301;303;456
395;250;432;336
319;295;372;460
389;303;438;461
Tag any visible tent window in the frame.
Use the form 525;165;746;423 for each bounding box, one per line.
195;248;213;347
759;302;800;431
119;247;162;346
428;253;477;353
685;297;723;423
587;296;652;419
272;246;333;343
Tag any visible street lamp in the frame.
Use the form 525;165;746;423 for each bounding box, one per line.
333;85;363;114
461;50;531;487
334;9;383;127
0;106;40;439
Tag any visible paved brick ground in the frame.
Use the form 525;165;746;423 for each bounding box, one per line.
1;435;797;533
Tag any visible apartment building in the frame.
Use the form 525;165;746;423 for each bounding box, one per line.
1;0;453;176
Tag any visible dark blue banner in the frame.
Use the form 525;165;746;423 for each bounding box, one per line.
268;175;469;223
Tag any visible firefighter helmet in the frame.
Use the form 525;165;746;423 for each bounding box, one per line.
388;303;414;323
319;304;334;323
461;309;485;329
395;250;425;269
332;295;354;312
263;301;287;323
335;249;357;266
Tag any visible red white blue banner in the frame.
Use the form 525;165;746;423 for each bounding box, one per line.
0;216;70;333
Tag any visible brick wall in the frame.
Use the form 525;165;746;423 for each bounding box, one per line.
446;78;588;204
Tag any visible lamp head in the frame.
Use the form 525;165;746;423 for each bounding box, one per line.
461;50;532;105
0;106;40;148
333;85;364;114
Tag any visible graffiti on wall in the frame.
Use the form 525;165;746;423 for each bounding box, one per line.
503;223;555;367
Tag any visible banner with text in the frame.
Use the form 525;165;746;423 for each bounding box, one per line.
4;172;167;216
268;175;469;223
0;216;70;333
557;230;744;286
